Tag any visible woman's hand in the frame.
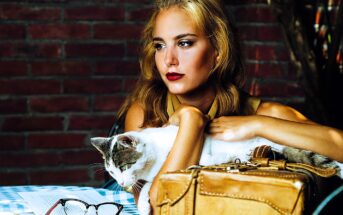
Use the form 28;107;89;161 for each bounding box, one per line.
208;115;262;142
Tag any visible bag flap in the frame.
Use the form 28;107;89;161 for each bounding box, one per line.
199;170;308;214
156;171;195;206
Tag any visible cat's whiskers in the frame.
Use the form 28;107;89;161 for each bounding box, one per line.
93;168;106;175
131;180;145;193
89;163;106;176
132;184;141;193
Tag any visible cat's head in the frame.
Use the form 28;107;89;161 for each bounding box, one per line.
91;133;151;188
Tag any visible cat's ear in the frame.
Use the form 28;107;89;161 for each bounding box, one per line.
91;137;110;156
116;135;137;148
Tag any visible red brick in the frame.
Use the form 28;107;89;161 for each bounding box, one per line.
127;42;140;57
128;7;153;21
238;25;283;41
246;63;288;78
65;43;125;58
61;150;102;165
0;172;27;185
94;24;143;40
30;169;89;184
0;24;26;39
31;61;92;76
0;61;27;76
243;44;289;61
94;95;126;112
0;152;61;167
17;43;61;58
95;60;139;76
0;43;12;56
29;24;91;39
0;79;60;95
0;4;61;20
0;135;25;150
235;7;276;23
0;43;61;58
64;79;122;94
249;80;305;97
69;115;114;130
2;116;64;132
28;133;86;149
0;98;27;114
65;7;124;21
30;96;89;112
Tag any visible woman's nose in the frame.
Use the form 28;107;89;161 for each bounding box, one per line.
164;47;178;67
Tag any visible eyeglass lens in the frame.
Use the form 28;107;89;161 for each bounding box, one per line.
63;200;87;215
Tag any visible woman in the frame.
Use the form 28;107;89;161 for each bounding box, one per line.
115;0;343;213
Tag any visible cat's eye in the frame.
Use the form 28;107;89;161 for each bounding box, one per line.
119;163;134;172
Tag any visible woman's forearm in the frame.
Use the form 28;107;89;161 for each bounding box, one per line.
257;116;343;162
149;108;207;213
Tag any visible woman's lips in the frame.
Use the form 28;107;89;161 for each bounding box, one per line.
166;72;184;81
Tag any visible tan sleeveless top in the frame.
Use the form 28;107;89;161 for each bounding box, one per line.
166;92;261;119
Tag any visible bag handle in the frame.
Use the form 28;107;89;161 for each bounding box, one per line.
252;145;272;158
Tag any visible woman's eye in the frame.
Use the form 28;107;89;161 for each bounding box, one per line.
178;40;193;47
153;43;165;51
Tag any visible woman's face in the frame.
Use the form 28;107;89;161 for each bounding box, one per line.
153;6;217;96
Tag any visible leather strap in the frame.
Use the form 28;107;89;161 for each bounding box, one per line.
252;158;337;178
157;169;199;207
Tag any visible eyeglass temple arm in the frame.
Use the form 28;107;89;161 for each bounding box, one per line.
45;200;61;215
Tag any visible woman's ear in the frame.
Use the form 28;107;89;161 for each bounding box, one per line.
215;49;220;64
216;54;220;64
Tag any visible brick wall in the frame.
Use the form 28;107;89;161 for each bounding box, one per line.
0;0;303;186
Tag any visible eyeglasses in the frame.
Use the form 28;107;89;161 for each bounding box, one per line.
45;198;123;215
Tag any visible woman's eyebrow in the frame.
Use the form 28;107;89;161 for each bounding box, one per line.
175;33;197;39
152;33;198;42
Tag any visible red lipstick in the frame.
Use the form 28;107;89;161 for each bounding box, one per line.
166;72;184;81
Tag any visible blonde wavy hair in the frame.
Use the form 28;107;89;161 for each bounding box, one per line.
116;0;246;127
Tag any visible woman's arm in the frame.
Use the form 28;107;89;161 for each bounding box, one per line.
125;101;145;132
124;103;208;213
149;105;208;214
209;102;343;162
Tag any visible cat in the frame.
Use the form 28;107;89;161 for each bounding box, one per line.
91;124;342;215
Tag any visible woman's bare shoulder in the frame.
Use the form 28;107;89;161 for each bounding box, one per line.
256;101;314;123
125;101;145;131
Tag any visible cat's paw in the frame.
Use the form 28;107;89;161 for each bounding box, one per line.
137;202;151;215
137;183;152;215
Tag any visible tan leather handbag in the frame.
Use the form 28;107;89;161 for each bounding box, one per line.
156;158;337;215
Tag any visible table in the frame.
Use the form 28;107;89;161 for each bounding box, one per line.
0;185;139;215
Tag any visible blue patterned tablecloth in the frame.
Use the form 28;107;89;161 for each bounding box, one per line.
0;185;139;215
